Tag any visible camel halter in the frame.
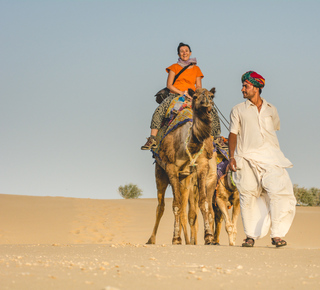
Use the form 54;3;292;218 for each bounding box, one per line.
185;126;205;169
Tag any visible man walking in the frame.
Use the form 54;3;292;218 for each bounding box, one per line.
228;71;296;247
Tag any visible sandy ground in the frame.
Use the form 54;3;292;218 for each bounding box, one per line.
0;194;319;290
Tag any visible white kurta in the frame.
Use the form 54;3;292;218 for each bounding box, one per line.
230;99;296;239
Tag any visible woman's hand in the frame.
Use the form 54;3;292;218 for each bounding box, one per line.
183;90;192;101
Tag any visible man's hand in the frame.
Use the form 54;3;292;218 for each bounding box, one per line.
228;132;238;172
229;158;237;172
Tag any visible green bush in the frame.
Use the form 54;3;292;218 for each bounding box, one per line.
293;184;320;206
118;183;143;199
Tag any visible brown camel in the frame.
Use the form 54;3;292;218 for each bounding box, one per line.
213;168;240;246
147;88;217;245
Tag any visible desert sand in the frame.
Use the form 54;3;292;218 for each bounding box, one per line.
0;193;319;290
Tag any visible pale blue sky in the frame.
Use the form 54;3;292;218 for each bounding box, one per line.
1;0;319;199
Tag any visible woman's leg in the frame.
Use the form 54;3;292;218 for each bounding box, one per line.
141;93;177;150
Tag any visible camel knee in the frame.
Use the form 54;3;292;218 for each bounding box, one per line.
188;211;196;226
173;205;180;215
225;222;234;234
209;213;214;223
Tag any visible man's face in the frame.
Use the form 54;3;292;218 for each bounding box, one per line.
241;81;258;100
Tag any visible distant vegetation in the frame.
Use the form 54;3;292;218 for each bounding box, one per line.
294;184;320;206
118;183;143;199
116;183;320;204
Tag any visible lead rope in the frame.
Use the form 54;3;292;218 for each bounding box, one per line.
214;103;230;132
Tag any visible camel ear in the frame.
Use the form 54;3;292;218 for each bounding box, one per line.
188;89;195;98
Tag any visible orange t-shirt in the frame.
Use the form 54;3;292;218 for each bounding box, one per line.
166;63;204;92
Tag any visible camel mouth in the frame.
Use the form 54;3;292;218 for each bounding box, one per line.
194;102;212;115
202;104;212;114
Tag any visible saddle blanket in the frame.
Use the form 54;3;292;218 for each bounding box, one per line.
151;96;230;179
151;96;193;158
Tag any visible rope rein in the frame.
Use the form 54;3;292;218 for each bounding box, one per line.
214;103;230;132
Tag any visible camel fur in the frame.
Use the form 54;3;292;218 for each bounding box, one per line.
147;88;218;245
213;168;240;246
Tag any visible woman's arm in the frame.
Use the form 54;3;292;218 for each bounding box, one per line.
166;70;184;95
195;76;202;89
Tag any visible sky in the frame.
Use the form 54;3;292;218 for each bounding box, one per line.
1;0;319;200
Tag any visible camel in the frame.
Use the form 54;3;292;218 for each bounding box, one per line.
147;88;217;245
212;168;240;246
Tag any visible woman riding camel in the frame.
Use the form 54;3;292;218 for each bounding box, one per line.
141;42;221;150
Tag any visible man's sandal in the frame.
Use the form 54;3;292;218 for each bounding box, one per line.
242;237;255;247
271;238;287;247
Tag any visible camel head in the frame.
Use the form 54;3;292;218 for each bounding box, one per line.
190;88;215;116
189;88;215;143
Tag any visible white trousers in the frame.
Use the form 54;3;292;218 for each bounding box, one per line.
233;158;296;239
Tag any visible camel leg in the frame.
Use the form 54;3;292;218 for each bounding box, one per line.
194;187;199;245
216;195;235;245
146;163;169;244
198;172;215;245
188;183;198;245
180;177;191;245
201;157;217;245
231;194;240;245
165;164;182;245
213;204;223;245
207;186;216;242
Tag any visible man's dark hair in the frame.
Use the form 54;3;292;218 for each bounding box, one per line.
259;88;262;94
177;42;192;54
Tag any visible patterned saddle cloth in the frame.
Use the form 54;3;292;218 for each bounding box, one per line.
151;96;193;158
215;143;229;180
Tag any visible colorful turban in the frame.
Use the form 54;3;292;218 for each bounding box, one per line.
241;71;265;88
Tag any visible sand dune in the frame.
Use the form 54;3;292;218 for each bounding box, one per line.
0;194;319;289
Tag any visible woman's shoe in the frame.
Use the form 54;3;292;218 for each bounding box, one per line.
141;137;157;150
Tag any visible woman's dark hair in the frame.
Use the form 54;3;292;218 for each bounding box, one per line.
177;42;192;54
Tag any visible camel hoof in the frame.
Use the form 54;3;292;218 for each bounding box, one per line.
229;240;235;246
204;234;214;245
146;238;155;245
205;242;215;245
172;237;182;245
213;242;220;245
